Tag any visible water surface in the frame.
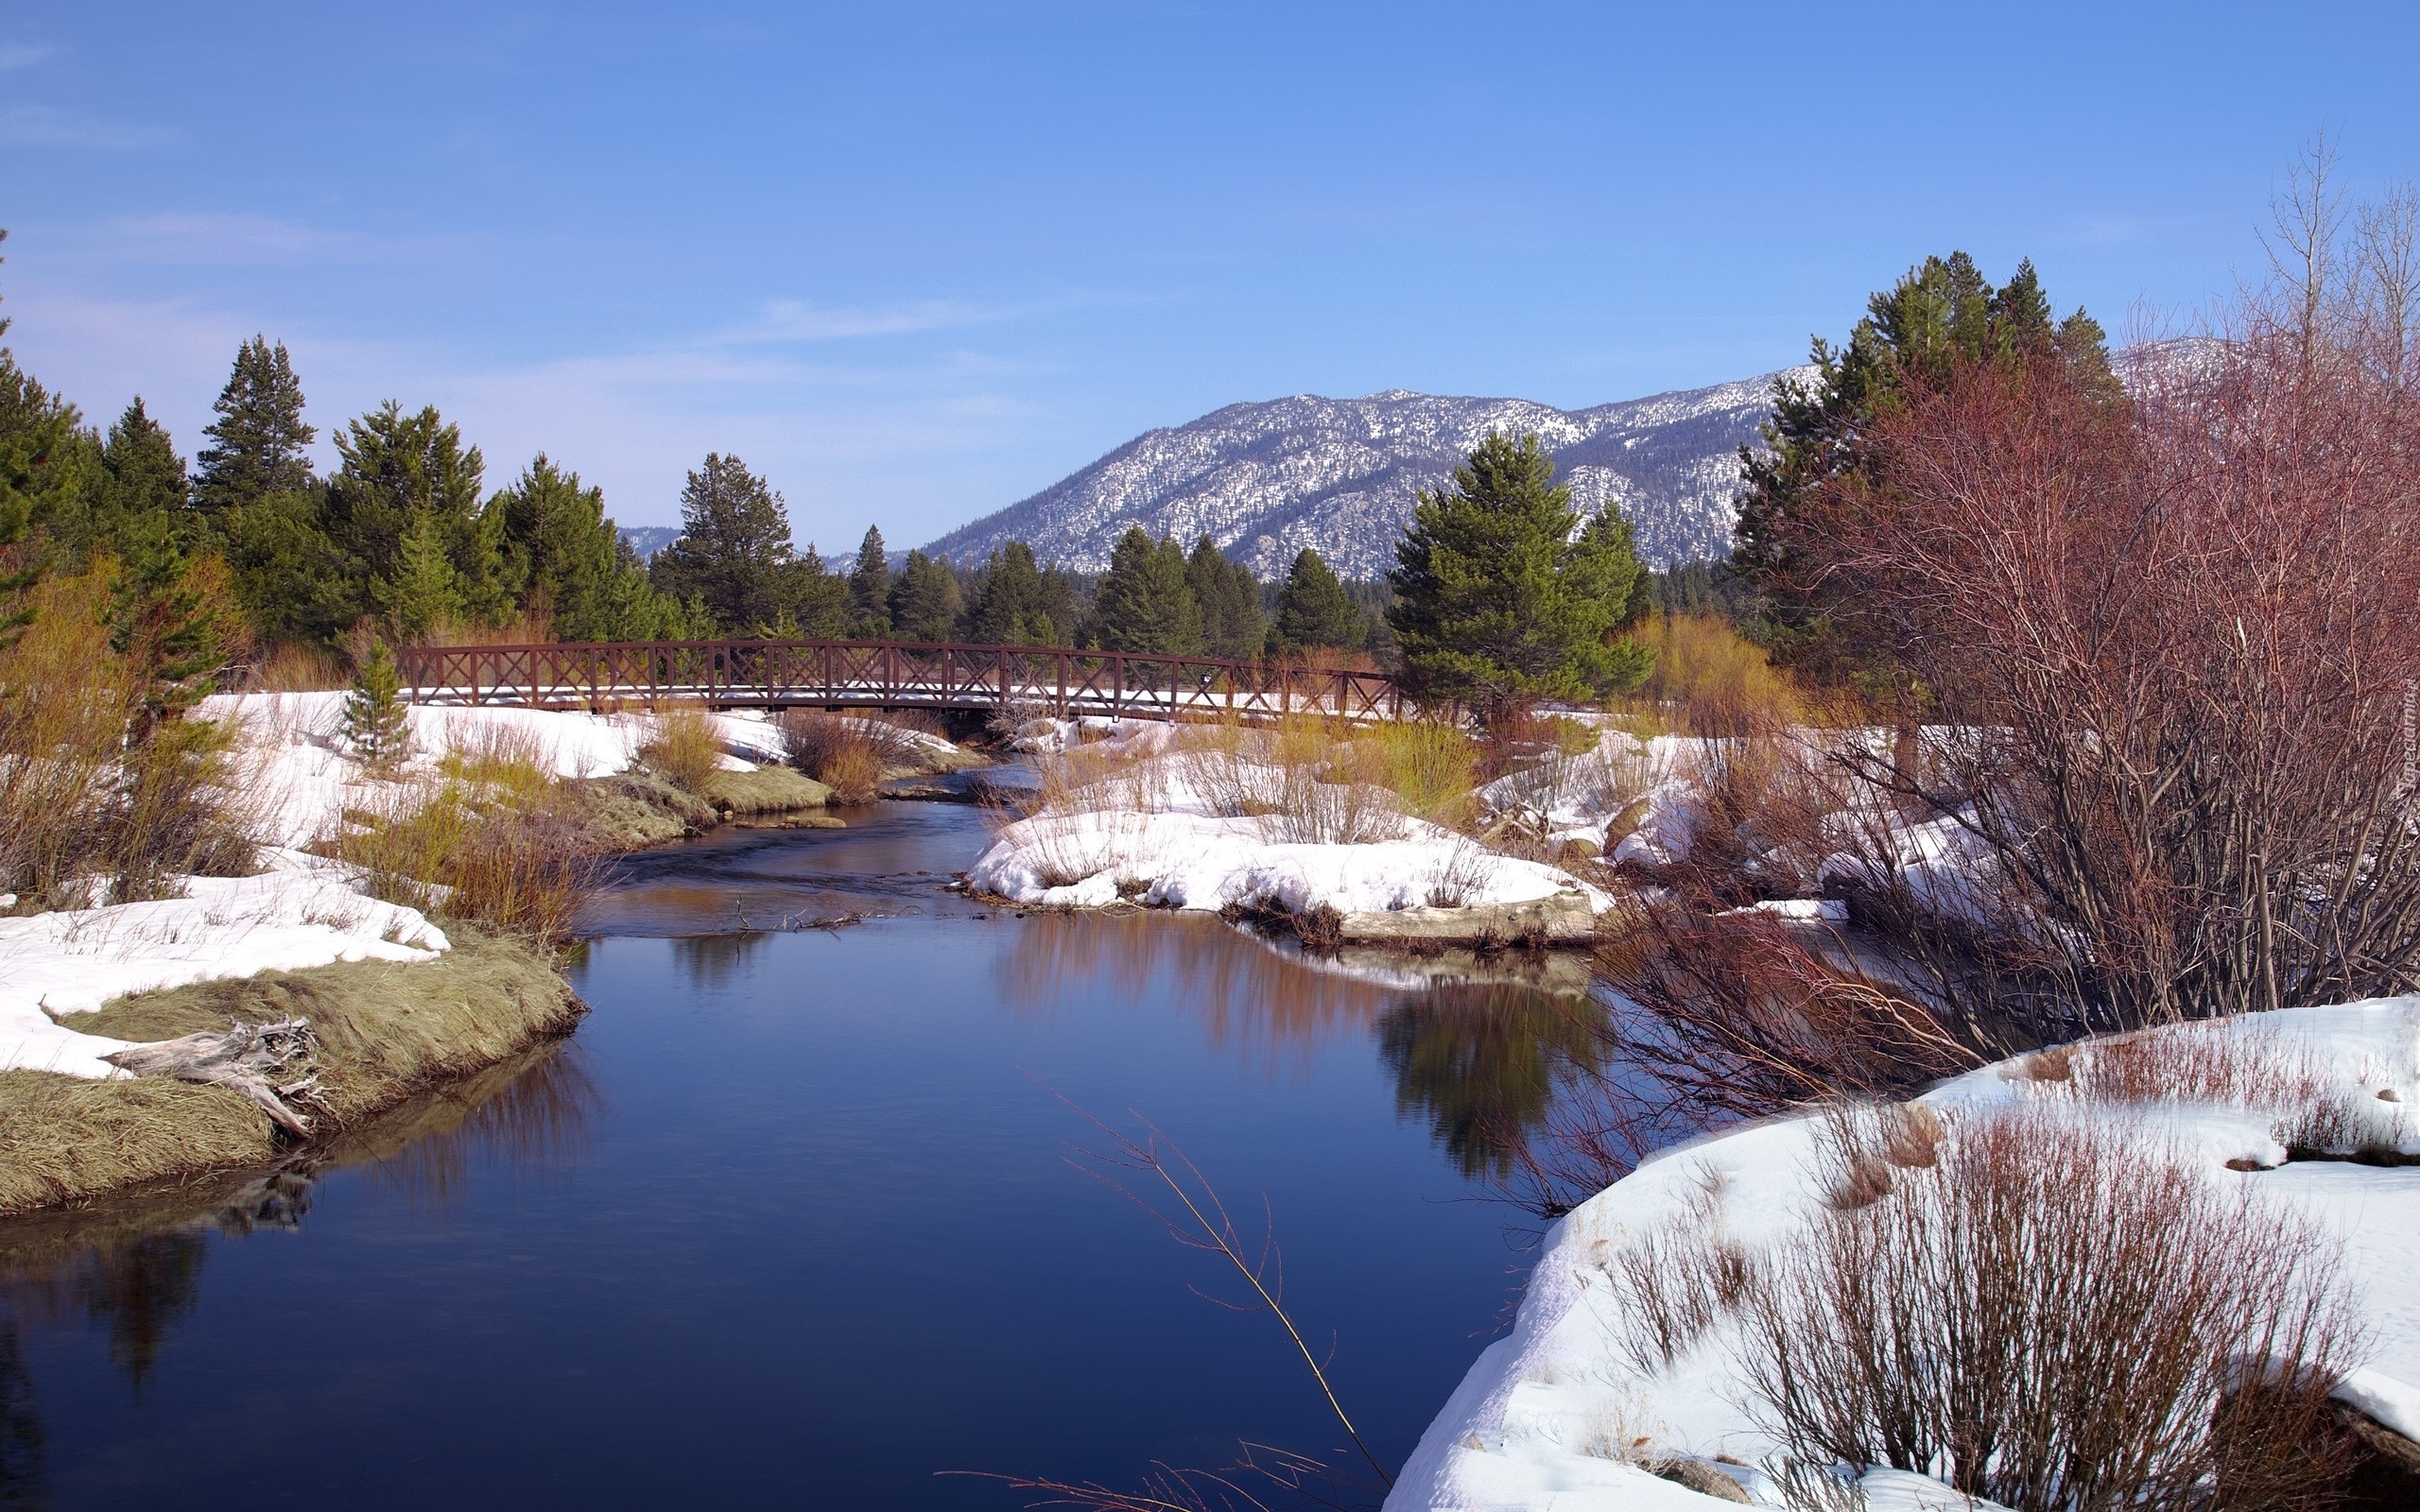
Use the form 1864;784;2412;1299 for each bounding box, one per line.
0;796;1604;1507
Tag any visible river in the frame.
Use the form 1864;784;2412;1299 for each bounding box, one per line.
0;792;1610;1507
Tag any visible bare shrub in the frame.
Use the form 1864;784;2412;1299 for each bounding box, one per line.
1603;1168;1754;1374
1783;245;2420;1022
0;571;259;906
1626;612;1801;739
1739;1111;2361;1512
2057;1022;2410;1158
1257;714;1406;845
635;702;723;796
1368;717;1478;828
1422;836;1497;907
329;759;603;946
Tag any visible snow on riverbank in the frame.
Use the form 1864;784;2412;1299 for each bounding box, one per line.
971;808;1600;914
0;849;448;1079
199;692;793;846
969;724;1607;917
1390;997;2420;1510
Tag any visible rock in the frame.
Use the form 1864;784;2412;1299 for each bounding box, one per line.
1556;835;1601;861
1643;1458;1752;1503
1334;888;1598;947
2335;1399;2420;1509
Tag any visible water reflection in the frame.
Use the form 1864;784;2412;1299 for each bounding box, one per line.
994;910;1612;1180
0;1031;599;1466
0;1323;37;1510
671;930;775;988
1377;988;1610;1179
998;912;1400;1064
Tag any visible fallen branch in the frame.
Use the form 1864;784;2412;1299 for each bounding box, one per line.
102;1018;323;1135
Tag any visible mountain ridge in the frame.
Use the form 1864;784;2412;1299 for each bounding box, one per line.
921;369;1806;579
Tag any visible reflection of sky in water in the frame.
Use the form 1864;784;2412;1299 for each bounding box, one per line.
0;801;1646;1509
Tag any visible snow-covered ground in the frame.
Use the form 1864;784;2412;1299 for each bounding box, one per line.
0;848;449;1078
971;721;1607;917
199;692;796;847
1389;998;2420;1509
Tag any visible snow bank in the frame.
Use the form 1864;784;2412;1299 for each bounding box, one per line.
0;849;448;1079
969;735;1607;919
1390;997;2420;1510
201;692;814;847
971;809;1600;915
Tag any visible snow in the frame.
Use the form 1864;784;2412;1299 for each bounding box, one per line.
0;848;448;1079
199;692;838;847
968;734;1609;918
1389;997;2420;1510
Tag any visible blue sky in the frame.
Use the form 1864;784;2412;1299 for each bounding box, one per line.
3;2;2415;549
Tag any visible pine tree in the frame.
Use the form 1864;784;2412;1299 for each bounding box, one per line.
322;402;504;632
378;510;466;642
1733;253;2116;677
648;455;799;634
194;337;315;524
964;541;1076;644
885;550;962;642
1184;536;1266;661
781;545;852;637
848;526;890;637
1272;546;1364;653
488;454;691;641
93;398;192;544
108;515;237;734
342;642;414;771
1386;431;1653;718
1084;526;1202;655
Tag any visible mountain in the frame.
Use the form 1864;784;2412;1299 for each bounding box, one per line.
617;525;682;561
922;370;1805;579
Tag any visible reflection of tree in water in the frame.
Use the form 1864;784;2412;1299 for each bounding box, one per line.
1377;986;1608;1179
0;1323;38;1509
0;1033;598;1426
672;929;773;988
998;912;1396;1066
351;1039;600;1210
76;1234;208;1393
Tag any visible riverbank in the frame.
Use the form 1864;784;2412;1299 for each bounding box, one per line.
965;717;1614;945
1390;998;2420;1510
0;925;579;1214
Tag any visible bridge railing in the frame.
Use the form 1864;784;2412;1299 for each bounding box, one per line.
393;639;1422;723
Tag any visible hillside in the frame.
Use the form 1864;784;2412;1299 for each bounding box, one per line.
921;370;1804;578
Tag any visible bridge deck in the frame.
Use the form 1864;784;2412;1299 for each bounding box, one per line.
396;639;1418;724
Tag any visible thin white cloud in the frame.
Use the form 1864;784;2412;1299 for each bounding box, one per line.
0;104;173;150
90;213;431;266
0;44;56;72
723;298;1005;343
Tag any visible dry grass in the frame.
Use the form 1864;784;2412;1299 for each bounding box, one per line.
0;928;580;1213
327;747;605;946
0;570;262;907
243;642;348;693
636;701;725;795
1366;718;1478;827
1625;613;1801;739
776;710;904;803
1601;1167;1754;1374
2038;1022;2411;1160
701;765;831;815
1740;1110;2360;1512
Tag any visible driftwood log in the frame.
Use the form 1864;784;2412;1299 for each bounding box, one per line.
101;1018;324;1135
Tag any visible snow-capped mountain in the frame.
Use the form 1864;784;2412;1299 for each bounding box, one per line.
922;370;1804;579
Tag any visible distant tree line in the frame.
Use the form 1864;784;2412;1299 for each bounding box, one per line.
0;233;1656;715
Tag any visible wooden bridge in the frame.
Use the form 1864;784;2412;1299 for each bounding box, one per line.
395;639;1420;724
